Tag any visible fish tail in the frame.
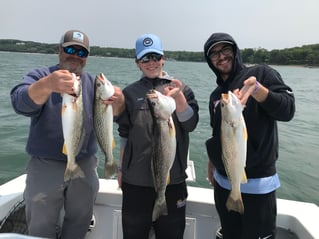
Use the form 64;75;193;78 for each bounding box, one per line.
64;162;85;182
152;198;168;222
62;143;67;155
226;191;244;214
166;175;170;185
104;159;118;179
243;124;248;141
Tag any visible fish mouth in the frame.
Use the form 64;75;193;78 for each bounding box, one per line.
146;89;158;99
221;93;229;102
95;73;105;84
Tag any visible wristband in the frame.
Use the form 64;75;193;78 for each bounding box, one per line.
253;81;260;94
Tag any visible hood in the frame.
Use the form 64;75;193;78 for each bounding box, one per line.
204;32;244;86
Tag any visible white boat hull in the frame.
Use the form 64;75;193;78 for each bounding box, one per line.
0;174;318;239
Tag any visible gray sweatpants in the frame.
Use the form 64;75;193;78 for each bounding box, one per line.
24;156;99;239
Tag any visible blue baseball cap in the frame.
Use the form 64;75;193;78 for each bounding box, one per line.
135;34;164;60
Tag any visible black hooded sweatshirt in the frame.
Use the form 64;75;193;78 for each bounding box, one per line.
204;33;295;178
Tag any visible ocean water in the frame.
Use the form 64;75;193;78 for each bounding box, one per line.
0;51;318;206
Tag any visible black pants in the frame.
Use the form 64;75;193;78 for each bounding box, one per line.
121;182;187;239
214;182;277;239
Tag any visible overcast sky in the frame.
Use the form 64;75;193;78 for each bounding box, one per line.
1;0;318;51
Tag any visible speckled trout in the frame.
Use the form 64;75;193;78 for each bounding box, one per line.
220;91;248;214
61;73;85;181
147;89;176;221
94;73;118;179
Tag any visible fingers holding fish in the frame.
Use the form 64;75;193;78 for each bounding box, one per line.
162;79;189;113
237;76;269;105
95;73;115;100
164;78;182;98
102;86;126;116
47;70;78;94
94;73;124;112
236;76;257;105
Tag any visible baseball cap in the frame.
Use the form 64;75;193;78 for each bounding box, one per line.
206;40;233;56
135;34;164;60
60;30;90;52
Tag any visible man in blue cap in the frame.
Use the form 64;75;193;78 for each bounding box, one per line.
112;33;199;239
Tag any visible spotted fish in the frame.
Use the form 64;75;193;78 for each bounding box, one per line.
94;73;118;178
220;91;248;214
61;73;85;181
147;89;176;221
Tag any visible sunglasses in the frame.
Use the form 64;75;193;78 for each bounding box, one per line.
139;53;163;63
63;46;89;58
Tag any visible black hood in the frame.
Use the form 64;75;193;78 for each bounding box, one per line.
204;32;244;86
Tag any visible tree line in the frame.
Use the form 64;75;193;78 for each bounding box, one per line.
1;39;318;66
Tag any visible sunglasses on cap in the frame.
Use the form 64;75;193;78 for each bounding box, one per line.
139;53;163;63
63;46;89;58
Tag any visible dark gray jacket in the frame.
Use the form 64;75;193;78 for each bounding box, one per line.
116;76;199;187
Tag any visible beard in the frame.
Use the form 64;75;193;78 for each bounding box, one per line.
215;56;233;76
60;57;85;75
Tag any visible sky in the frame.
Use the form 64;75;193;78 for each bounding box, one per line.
0;0;318;52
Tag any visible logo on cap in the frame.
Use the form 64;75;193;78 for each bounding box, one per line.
72;32;84;43
143;37;153;47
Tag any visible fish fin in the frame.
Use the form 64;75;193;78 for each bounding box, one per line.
62;143;67;155
61;103;67;115
241;170;248;184
226;192;244;214
64;162;85;182
166;175;170;185
72;100;78;111
104;159;118;179
152;197;168;221
243;126;248;141
168;118;176;137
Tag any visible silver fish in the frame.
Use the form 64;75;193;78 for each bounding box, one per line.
147;89;176;221
220;91;248;214
94;73;118;179
61;73;85;181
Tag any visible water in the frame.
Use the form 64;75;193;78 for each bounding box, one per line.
1;51;318;206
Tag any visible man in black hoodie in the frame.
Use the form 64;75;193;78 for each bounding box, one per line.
204;32;295;239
